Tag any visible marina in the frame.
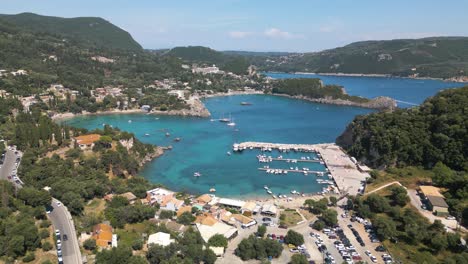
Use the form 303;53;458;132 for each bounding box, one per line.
235;142;369;196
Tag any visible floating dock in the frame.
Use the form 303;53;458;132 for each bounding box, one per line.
234;142;370;196
233;142;318;152
258;168;324;174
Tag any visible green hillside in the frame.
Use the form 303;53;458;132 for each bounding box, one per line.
337;86;468;171
0;12;142;50
167;46;250;75
0;18;183;94
255;37;468;79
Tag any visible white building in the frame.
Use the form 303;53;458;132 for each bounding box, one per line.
217;198;246;209
147;232;174;247
168;90;185;100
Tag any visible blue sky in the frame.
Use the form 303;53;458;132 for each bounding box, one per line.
2;0;467;52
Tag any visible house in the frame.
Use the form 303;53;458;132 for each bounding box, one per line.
146;188;175;206
147;232;174;247
241;201;258;216
261;204;278;216
92;223;113;248
160;195;184;211
74;134;101;150
195;213;238;243
217;198;245;210
168;90;185;100
176;206;193;217
196;194;212;205
192;65;223;75
120;192;137;204
419;186;449;216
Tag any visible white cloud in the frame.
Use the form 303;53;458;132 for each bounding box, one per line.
228;31;254;39
264;28;300;39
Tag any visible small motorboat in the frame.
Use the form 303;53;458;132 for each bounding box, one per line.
209;188;216;193
240;102;252;106
128;120;132;123
174;138;181;142
194;172;201;177
264;185;269;190
144;133;150;137
165;132;170;137
227;151;231;156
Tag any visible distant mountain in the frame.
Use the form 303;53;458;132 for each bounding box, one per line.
166;46;250;75
0;12;142;50
256;37;468;79
222;50;294;57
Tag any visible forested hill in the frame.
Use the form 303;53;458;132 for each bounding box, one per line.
254;37;468;79
337;86;468;171
166;46;250;75
0;18;183;94
0;12;142;50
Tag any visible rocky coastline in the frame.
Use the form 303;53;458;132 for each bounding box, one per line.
293;71;468;83
272;93;397;111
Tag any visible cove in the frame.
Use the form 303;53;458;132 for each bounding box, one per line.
63;75;465;198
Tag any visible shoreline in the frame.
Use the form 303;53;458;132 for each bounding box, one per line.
290;71;468;83
271;93;396;110
198;89;264;99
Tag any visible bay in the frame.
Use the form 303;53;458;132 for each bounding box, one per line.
64;74;465;198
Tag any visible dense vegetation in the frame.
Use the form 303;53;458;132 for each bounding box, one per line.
270;78;369;103
337;86;467;170
0;12;142;50
0;180;52;260
0;16;185;93
235;235;283;260
349;187;466;264
338;87;468;223
167;46;250;75
253;37;468;79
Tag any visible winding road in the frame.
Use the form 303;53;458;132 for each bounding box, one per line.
49;198;82;264
1;148;82;264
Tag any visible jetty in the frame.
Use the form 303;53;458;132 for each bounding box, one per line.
234;142;370;196
258;168;323;174
233;142;318;152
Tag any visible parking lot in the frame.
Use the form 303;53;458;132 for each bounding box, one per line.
300;199;394;264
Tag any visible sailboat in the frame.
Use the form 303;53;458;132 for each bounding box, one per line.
219;113;230;122
227;114;236;126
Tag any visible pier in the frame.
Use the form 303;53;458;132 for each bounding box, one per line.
258;168;324;174
234;142;370;196
233;142;318;152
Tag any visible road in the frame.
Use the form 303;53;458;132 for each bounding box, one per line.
2;147;82;264
49;198;82;264
0;148;22;189
365;181;402;196
407;189;465;232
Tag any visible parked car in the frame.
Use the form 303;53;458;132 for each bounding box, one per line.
375;245;386;252
446;215;456;220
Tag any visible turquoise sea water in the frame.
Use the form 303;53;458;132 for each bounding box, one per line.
266;73;465;107
64;75;465;198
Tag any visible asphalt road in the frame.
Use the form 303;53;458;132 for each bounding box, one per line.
0;148;22;189
49;198;82;264
2;148;82;263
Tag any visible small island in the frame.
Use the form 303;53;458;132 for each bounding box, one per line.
268;78;396;110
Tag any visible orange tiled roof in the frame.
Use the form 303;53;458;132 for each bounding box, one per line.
177;206;193;217
196;194;212;204
75;134;101;145
92;223;113;247
195;213;217;226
